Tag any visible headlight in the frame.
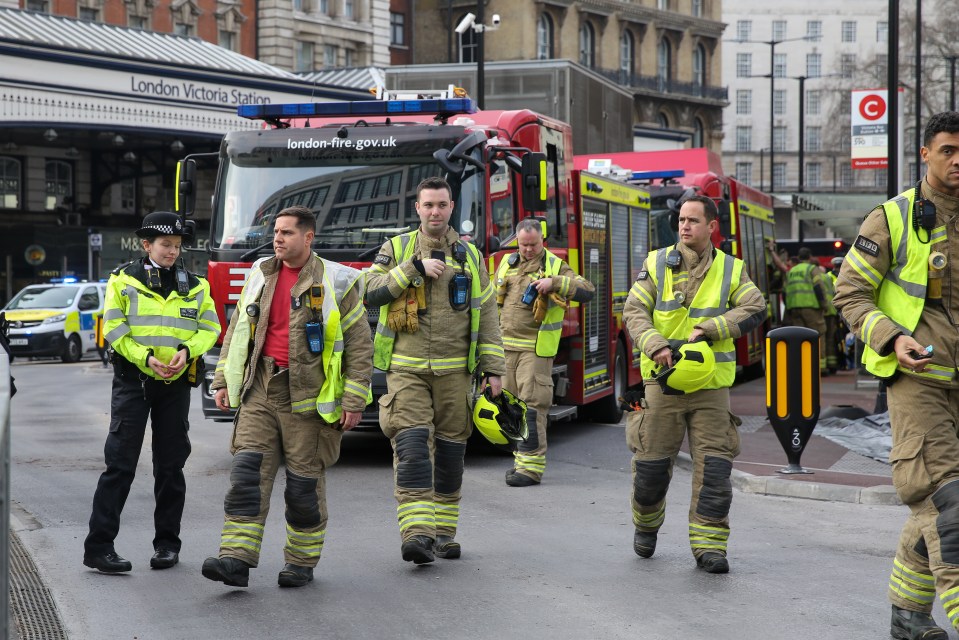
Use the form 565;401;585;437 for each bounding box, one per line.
41;314;67;324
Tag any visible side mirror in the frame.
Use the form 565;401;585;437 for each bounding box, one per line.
176;159;196;217
182;219;197;247
520;152;548;212
487;235;501;253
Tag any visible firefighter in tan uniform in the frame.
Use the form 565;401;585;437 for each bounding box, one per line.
495;217;594;486
366;176;505;564
623;195;766;574
833;112;959;640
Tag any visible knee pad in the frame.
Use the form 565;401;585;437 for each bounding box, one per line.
394;427;432;490
933;481;959;564
434;438;466;495
284;469;321;528
517;408;540;453
696;455;733;519
224;451;263;517
633;457;671;506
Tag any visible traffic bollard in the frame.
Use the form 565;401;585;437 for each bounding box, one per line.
765;326;821;474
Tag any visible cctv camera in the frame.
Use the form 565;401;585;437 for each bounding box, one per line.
455;12;476;34
491;14;501;26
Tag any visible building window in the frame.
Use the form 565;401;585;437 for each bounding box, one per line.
579;22;595;68
45;160;72;211
737;20;751;42
736;52;751;78
807;20;822;39
658;112;670;128
458;15;478;63
736;126;752;152
877;21;888;42
774;53;786;78
390;12;405;46
772;20;786;41
324;44;338;67
128;14;148;29
620;30;635;77
693;44;706;89
806;163;821;188
295;41;314;72
79;7;98;21
0;157;20;209
773;163;786;189
736;162;753;186
876;54;888;80
807;90;821;116
692;118;705;148
537;14;554;60
841;163;854;187
874;169;887;188
806;126;822;152
657;0;668;10
657;38;671;88
841;53;856;79
774;89;786;116
806;53;821;77
219;30;236;51
840;94;852;115
343;0;354;19
293;0;310;10
691;0;703;17
773;126;787;152
736;89;752;115
25;0;48;11
842;21;856;42
174;23;194;36
319;0;329;14
344;49;353;66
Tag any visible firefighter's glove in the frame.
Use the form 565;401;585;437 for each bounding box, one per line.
387;295;408;333
405;287;419;333
548;292;569;310
533;294;549;324
619;388;645;412
415;282;427;313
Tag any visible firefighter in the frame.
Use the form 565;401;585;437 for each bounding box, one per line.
623;195;766;573
834;111;959;640
783;247;828;373
822;257;840;374
494;217;594;486
83;211;219;573
202;206;372;588
365;176;505;564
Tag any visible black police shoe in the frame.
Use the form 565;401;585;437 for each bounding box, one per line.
505;469;540;487
890;605;948;640
83;551;132;573
277;563;314;588
150;548;179;570
201;556;251;587
633;531;657;559
401;535;435;564
435;535;461;559
696;551;729;574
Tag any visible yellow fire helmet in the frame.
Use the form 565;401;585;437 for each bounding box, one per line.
652;341;716;395
473;387;529;445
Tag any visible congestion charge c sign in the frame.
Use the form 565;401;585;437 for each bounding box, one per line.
24;244;46;266
859;94;886;121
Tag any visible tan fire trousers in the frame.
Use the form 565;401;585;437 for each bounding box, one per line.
504;350;553;481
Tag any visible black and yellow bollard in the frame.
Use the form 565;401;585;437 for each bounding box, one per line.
765;326;821;474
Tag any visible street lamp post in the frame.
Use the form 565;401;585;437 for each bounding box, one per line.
947;55;959;111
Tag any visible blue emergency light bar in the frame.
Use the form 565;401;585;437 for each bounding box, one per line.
630;169;686;181
238;98;478;120
49;277;78;283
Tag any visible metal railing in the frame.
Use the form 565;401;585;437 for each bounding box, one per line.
594;68;728;101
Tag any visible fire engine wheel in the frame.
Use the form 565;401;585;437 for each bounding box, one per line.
61;335;83;363
591;343;627;424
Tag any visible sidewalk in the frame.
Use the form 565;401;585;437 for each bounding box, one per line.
675;368;900;506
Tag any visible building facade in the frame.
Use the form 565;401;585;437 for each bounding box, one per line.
412;0;728;154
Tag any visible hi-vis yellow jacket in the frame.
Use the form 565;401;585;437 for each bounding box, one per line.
212;255;373;422
103;261;219;380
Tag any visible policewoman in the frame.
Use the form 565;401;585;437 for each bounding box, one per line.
83;211;219;573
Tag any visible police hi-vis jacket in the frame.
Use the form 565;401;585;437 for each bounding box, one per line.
103;260;219;380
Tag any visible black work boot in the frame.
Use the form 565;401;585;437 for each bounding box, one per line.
83;551;132;573
201;556;251;587
277;563;314;588
633;531;657;558
435;535;461;559
890;605;948;640
401;535;434;564
696;551;729;574
505;469;539;487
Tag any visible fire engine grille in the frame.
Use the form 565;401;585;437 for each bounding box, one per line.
581;203;610;391
9;530;68;640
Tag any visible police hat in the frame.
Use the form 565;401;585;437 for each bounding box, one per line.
831;256;844;267
136;211;185;238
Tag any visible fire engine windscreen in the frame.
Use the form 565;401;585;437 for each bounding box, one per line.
213;126;487;257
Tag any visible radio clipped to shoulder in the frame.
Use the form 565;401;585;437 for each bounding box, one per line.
913;181;937;242
666;247;682;270
305;284;324;354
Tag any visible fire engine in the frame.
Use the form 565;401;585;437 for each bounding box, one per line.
574;148;776;377
177;87;650;425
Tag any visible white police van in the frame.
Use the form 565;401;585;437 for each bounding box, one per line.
3;279;108;362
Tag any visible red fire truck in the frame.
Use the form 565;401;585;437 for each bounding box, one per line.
178;87;650;424
574;148;776;377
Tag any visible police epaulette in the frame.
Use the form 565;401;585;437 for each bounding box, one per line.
111;259;138;276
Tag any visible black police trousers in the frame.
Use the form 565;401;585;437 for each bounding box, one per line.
85;373;192;556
